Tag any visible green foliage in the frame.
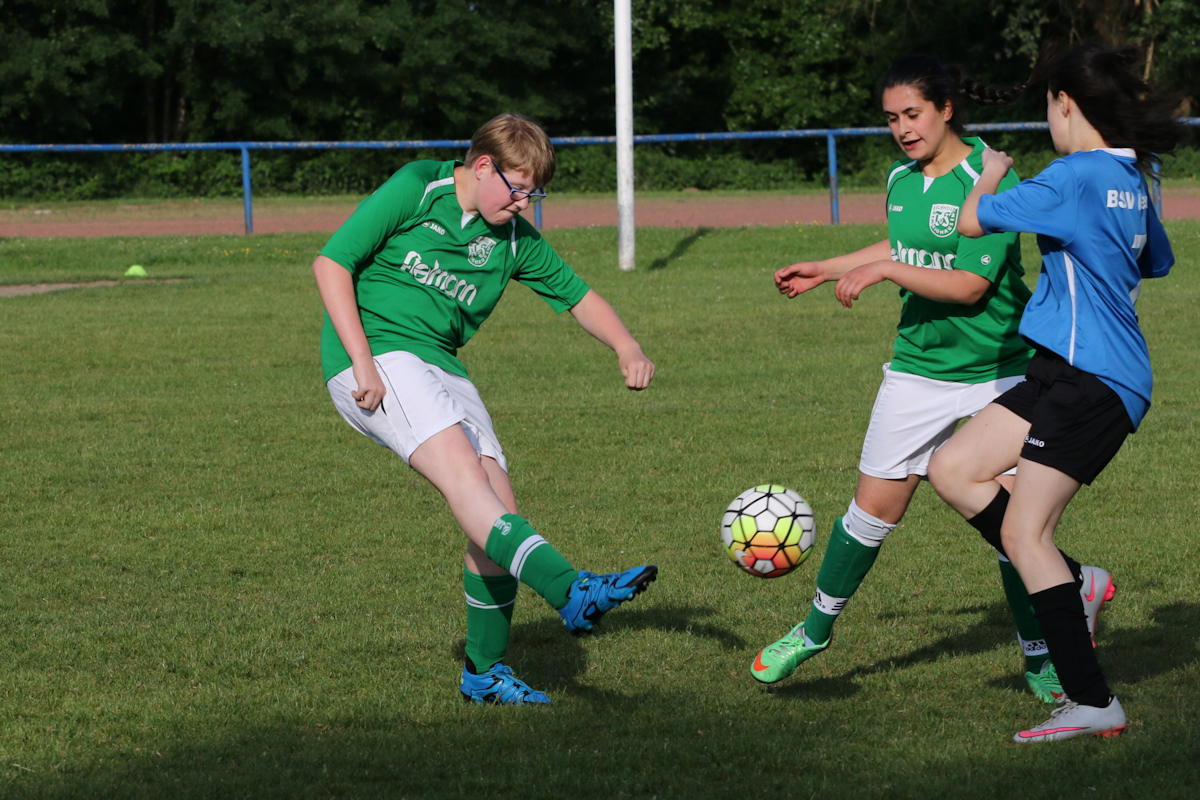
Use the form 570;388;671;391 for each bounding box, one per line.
1;223;1199;797
2;0;1198;200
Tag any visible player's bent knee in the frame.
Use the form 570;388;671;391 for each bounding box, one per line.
926;449;963;498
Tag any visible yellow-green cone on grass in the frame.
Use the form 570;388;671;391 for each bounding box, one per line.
125;265;147;277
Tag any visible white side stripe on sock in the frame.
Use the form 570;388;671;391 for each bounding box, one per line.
464;593;517;610
509;535;547;581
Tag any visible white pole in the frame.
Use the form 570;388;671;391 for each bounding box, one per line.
614;0;635;271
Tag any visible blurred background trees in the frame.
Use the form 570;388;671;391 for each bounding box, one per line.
1;0;1195;196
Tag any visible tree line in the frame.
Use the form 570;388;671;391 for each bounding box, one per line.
1;1;1196;199
2;0;1196;146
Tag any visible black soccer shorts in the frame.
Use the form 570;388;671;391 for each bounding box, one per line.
994;347;1135;485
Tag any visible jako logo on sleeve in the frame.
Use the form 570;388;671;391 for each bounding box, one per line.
400;251;478;305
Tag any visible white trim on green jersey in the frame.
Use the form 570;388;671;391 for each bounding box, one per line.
887;160;916;190
885;137;1033;383
421;176;455;208
319;160;590;382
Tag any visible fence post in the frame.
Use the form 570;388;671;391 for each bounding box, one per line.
534;201;543;229
241;147;254;235
1152;161;1162;217
826;133;840;226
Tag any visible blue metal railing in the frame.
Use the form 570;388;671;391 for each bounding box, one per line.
3;118;1196;233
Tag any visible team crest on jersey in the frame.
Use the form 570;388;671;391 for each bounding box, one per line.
929;203;959;238
467;235;499;267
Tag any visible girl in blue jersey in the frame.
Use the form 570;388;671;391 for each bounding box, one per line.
932;43;1186;742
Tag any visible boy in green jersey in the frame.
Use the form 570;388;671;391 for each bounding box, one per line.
752;56;1114;699
314;113;658;705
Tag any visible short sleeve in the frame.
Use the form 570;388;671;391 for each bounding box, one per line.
978;158;1079;245
953;166;1021;280
319;165;425;275
1139;200;1174;279
510;220;590;312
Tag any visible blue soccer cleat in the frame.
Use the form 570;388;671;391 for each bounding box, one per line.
460;662;551;706
558;565;658;633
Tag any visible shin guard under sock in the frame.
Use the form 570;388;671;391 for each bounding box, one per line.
1030;582;1111;707
483;513;576;609
803;516;882;644
997;556;1050;671
463;569;518;673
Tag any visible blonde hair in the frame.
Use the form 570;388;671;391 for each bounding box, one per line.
464;113;555;188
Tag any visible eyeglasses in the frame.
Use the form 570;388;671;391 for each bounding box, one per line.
494;164;546;203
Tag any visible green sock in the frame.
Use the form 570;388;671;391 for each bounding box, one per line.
483;513;577;610
998;556;1051;672
463;569;519;674
803;516;881;645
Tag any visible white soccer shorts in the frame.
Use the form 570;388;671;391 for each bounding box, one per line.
327;350;507;470
858;363;1024;480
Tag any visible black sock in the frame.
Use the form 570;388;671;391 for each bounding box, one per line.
1059;551;1084;587
967;487;1008;555
1029;582;1111;707
967;487;1084;587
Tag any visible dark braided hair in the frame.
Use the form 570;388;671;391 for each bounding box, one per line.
1032;43;1187;175
877;54;1026;135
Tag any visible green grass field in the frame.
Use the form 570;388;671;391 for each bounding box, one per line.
2;222;1198;798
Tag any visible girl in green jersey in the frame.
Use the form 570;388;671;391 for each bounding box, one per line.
750;56;1110;699
314;114;658;705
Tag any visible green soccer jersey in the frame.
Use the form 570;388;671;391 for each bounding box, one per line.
319;160;590;382
885;137;1033;383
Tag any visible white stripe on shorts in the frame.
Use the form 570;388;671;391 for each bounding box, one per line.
509;535;547;581
464;593;517;610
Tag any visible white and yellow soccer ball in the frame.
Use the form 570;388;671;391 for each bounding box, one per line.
720;485;815;578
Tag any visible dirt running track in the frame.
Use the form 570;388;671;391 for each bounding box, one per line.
2;188;1199;238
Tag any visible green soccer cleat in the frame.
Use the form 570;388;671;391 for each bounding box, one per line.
1024;661;1065;704
750;623;829;684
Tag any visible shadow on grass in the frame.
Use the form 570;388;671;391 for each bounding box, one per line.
648;227;714;270
1102;601;1200;687
767;600;1015;701
763;600;1200;704
451;604;745;694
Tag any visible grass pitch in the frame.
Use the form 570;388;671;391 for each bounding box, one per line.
1;221;1199;798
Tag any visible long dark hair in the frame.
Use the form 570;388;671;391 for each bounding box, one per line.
877;54;1025;135
1030;43;1187;174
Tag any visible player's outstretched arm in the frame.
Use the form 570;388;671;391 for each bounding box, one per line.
959;148;1012;238
834;260;992;308
313;255;386;410
774;239;892;298
568;289;655;390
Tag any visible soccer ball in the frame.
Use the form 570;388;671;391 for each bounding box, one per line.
720;485;815;578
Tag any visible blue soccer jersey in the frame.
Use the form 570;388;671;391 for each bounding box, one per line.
977;148;1174;429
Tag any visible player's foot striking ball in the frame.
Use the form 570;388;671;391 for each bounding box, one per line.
750;623;829;684
460;663;551;705
1014;696;1126;743
559;566;658;633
